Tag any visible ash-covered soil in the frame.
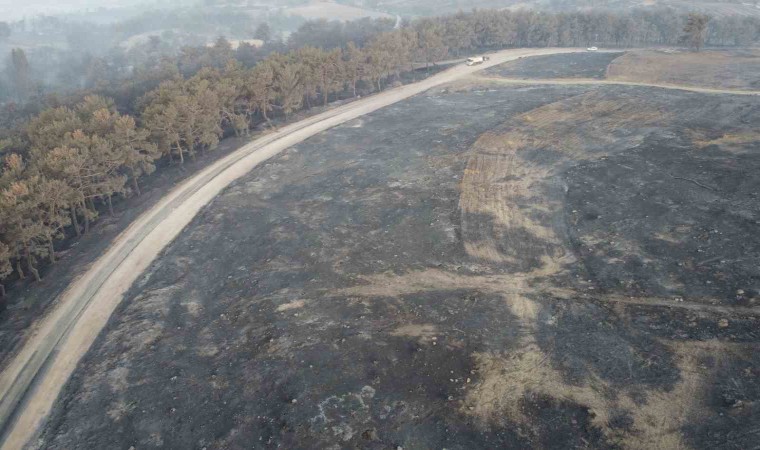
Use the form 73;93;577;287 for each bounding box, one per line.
39;78;760;449
566;136;760;302
484;52;624;79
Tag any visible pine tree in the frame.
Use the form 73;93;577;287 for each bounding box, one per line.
342;42;367;98
317;49;343;106
141;81;187;163
271;56;304;120
246;60;277;128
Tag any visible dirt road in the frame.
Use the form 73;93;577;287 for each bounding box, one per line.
0;47;595;450
472;75;760;96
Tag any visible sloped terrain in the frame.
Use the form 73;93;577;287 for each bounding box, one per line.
37;62;760;449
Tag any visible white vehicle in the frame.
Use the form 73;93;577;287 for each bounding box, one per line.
587;46;599;52
465;56;490;66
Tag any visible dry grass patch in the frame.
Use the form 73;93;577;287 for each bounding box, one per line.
607;50;760;90
686;128;760;154
464;314;741;449
459;91;668;265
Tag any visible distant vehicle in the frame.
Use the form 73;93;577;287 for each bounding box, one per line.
587;46;599;52
465;56;490;66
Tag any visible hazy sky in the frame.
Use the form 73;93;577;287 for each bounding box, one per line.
0;0;167;20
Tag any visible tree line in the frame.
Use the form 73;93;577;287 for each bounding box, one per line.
421;8;758;53
0;7;758;306
0;26;443;303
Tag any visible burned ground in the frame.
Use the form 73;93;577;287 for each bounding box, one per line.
484;52;624;80
37;67;760;449
565;134;760;302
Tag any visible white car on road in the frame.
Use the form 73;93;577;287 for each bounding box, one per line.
587;46;599;52
465;56;491;66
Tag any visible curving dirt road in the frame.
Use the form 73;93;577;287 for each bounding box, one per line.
0;47;597;450
472;74;760;96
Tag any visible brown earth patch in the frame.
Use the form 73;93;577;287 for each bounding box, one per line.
459;90;668;267
607;49;760;90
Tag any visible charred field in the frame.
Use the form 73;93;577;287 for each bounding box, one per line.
37;60;760;449
484;52;625;80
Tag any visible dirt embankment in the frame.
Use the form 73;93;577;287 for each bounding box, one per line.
37;79;760;450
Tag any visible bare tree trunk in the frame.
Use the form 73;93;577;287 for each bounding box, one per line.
0;284;5;300
81;202;90;234
262;108;274;129
131;168;141;196
48;240;56;263
70;206;81;238
107;195;114;217
24;244;41;282
16;259;24;280
176;141;185;164
352;80;357;97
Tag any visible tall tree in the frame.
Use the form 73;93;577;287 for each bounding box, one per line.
254;23;272;43
10;48;32;102
316;49;343;106
295;47;321;109
0;156;54;281
271;56;303;120
141;80;189;163
342;42;367;98
96;111;159;196
247;60;277;128
201;65;249;137
682;13;710;51
181;76;223;157
415;22;448;69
